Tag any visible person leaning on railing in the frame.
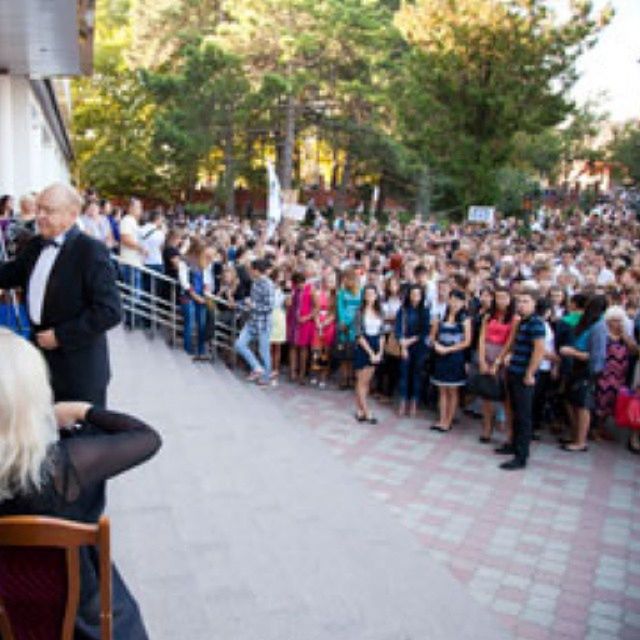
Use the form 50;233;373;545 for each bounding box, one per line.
0;329;161;639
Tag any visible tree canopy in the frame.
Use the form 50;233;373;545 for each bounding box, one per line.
71;0;614;214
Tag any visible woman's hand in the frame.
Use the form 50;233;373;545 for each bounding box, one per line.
54;402;91;428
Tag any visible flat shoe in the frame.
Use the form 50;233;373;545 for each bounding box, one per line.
430;424;450;433
479;436;492;444
355;413;367;423
366;416;378;425
561;443;589;452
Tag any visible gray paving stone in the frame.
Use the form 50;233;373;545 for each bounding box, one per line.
106;328;511;640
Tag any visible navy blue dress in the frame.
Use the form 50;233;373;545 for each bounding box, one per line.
432;314;467;386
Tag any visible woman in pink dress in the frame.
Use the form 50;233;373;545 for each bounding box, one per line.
311;269;337;388
295;262;318;384
286;272;304;382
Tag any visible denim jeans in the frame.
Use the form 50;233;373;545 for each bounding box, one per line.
235;321;271;382
120;264;142;328
182;300;208;356
398;346;426;401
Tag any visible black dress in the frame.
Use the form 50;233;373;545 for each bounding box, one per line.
0;409;162;639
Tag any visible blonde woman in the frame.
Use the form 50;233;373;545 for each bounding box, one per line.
0;330;161;638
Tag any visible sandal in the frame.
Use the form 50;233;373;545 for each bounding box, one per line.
355;412;367;423
247;370;263;382
365;415;378;425
430;424;451;433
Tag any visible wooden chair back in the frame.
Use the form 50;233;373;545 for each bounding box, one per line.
0;515;112;640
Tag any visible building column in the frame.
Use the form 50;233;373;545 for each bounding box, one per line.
0;76;14;195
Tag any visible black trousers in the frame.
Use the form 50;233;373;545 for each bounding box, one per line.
507;373;535;465
532;370;551;431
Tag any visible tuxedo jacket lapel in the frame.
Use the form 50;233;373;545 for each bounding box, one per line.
41;226;81;327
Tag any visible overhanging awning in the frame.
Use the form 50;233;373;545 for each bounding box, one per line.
0;0;95;77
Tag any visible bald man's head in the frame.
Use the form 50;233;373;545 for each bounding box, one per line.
36;183;83;239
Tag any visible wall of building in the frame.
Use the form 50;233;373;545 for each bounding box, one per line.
0;75;70;199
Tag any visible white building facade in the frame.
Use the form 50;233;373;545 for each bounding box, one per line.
0;77;72;198
0;0;95;199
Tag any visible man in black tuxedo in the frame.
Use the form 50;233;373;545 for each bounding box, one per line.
0;184;121;407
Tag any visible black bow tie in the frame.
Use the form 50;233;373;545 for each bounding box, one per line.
42;238;61;249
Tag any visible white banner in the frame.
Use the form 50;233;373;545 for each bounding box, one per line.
266;161;283;238
468;206;495;226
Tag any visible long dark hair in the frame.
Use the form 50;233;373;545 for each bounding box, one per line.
403;283;428;334
575;294;607;337
444;289;467;323
360;284;382;316
487;286;515;324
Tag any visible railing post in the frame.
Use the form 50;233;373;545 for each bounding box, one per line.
151;272;157;333
171;283;177;348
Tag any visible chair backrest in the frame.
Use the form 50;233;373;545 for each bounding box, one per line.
0;515;112;640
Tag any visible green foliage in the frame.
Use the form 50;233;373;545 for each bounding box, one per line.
71;0;613;206
608;121;640;185
495;166;537;218
393;0;610;209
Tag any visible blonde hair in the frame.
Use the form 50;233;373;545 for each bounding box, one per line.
0;330;58;501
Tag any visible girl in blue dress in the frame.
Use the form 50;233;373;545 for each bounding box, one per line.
430;289;472;432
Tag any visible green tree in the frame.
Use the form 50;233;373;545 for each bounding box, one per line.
71;0;162;197
393;0;611;208
143;38;251;212
609;121;640;185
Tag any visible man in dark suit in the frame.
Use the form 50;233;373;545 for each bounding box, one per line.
0;183;121;407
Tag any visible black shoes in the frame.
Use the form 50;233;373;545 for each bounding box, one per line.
494;443;514;455
500;458;526;471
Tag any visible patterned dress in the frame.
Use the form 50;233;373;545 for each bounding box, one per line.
596;337;630;418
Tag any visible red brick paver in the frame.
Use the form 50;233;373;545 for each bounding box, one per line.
273;381;640;640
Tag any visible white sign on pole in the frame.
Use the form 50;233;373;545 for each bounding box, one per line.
282;203;306;221
468;206;495;226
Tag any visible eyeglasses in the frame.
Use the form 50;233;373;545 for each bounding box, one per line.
36;204;63;216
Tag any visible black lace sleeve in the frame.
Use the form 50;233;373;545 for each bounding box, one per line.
59;408;162;499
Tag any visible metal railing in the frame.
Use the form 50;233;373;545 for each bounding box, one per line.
110;255;242;363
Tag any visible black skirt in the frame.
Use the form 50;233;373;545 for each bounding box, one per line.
354;335;381;370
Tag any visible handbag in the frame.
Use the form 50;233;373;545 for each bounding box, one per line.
386;309;406;358
0;301;30;339
385;332;402;358
467;372;505;401
332;328;354;362
614;387;640;430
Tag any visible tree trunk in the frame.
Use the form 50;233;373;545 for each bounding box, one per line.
335;150;351;215
223;123;235;217
415;165;431;221
281;93;296;191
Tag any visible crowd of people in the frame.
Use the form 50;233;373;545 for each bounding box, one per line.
3;189;640;472
0;181;639;636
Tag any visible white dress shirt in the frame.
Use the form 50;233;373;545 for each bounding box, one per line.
28;231;66;325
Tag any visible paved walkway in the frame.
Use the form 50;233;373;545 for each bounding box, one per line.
106;326;510;640
271;379;640;640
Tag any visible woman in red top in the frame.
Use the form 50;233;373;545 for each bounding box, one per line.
477;287;519;443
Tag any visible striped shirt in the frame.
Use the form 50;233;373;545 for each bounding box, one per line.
508;314;545;377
